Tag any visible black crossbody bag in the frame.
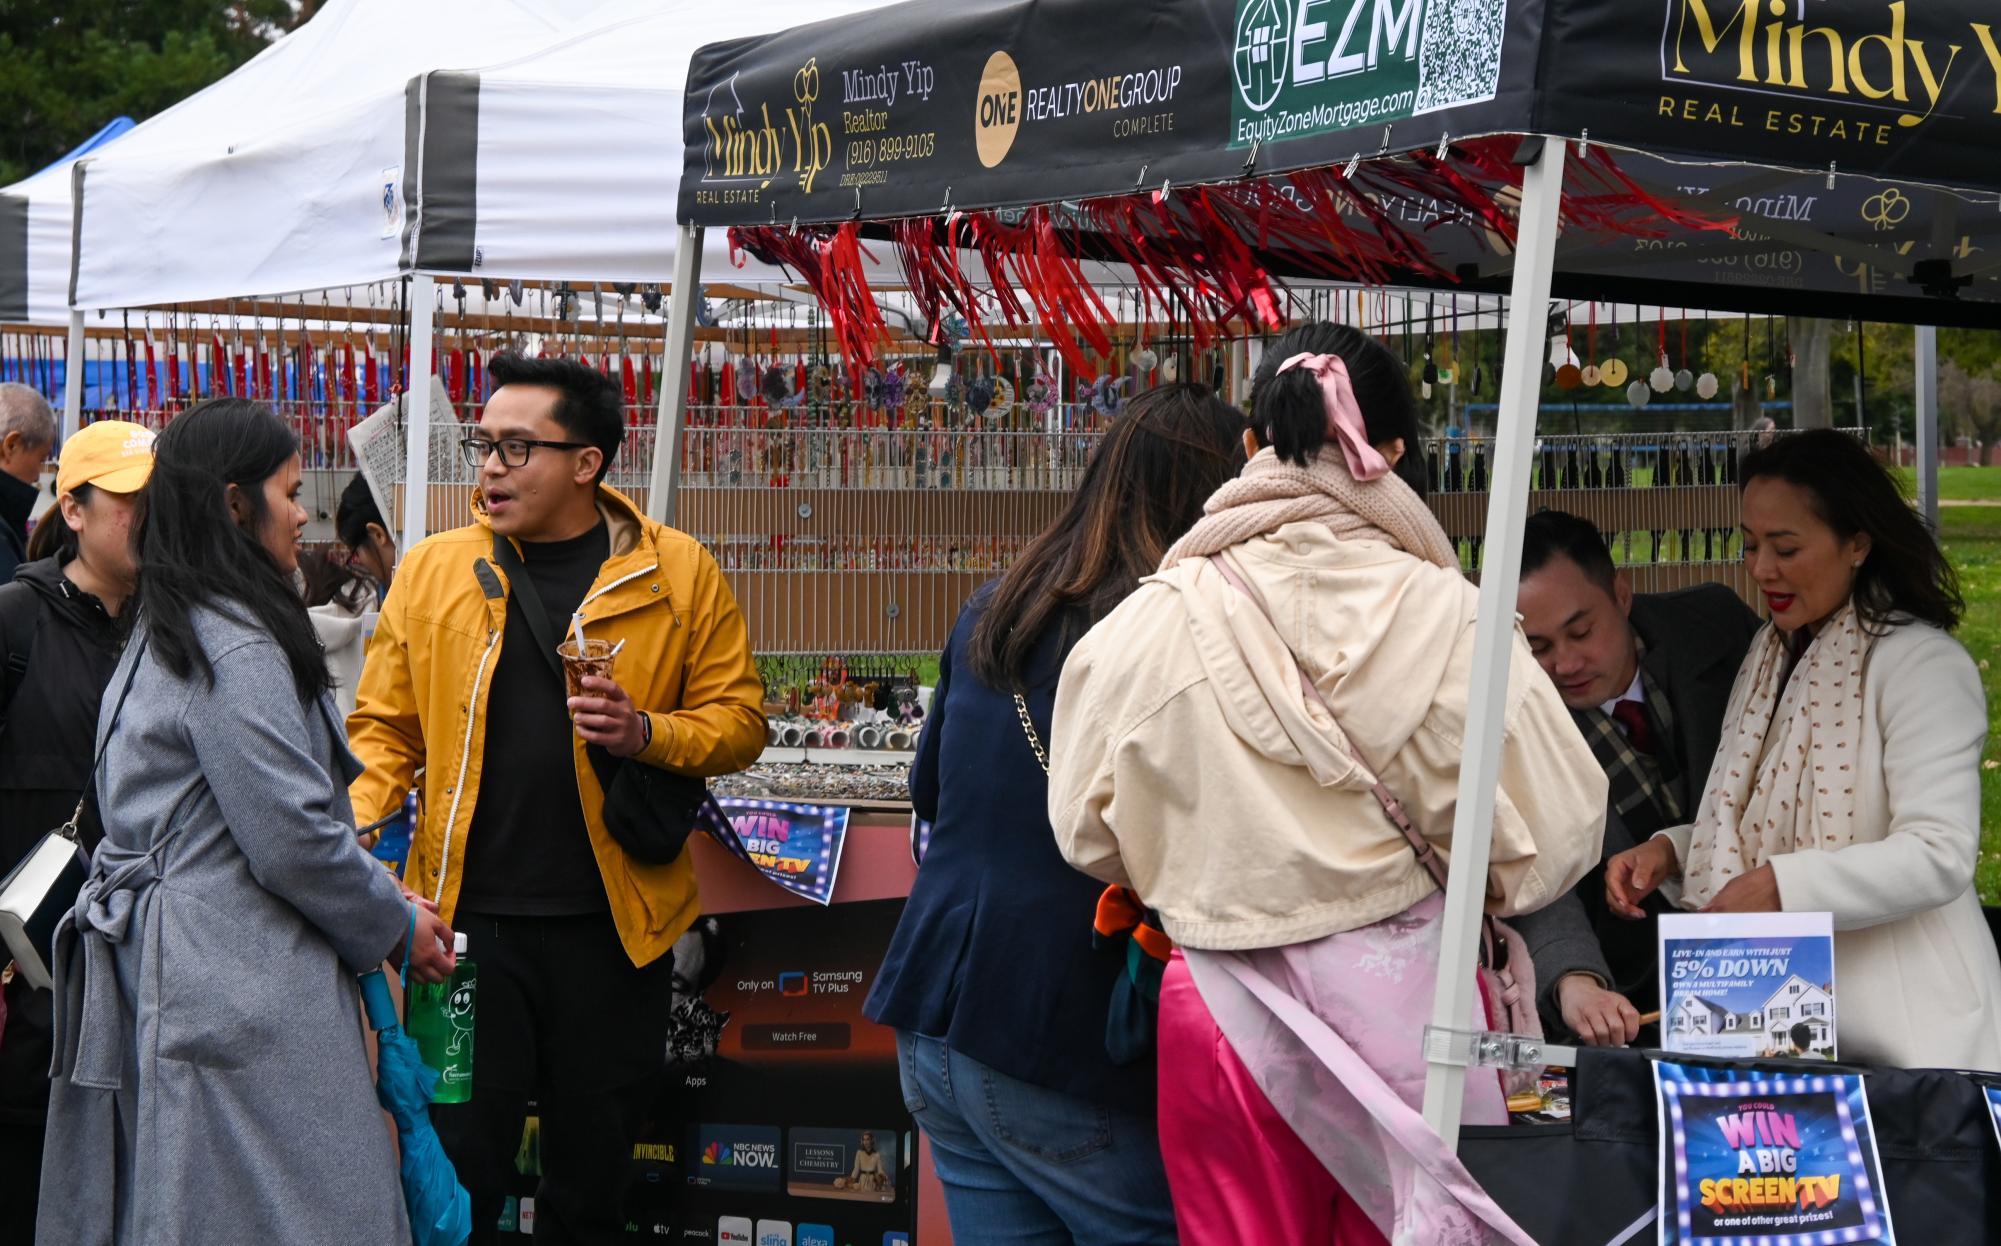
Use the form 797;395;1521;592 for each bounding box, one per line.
489;535;709;865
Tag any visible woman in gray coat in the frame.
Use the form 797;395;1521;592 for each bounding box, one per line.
37;398;457;1246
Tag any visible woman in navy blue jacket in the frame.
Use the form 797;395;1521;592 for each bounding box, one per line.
865;384;1245;1245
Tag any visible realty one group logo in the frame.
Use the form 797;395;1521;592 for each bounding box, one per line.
972;49;1185;168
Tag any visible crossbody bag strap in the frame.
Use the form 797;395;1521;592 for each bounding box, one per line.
1203;554;1450;894
63;634;150;843
489;533;568;682
0;581;40;736
490;533;620;788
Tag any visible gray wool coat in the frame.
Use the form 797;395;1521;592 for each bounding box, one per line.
37;604;414;1246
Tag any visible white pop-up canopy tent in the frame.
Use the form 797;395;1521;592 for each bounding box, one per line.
395;0;896;285
50;0;613;468
62;0;906;548
63;0;619;316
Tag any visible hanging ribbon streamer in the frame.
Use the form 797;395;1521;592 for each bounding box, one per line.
724;140;1733;378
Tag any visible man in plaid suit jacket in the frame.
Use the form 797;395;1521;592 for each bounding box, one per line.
1512;510;1761;1047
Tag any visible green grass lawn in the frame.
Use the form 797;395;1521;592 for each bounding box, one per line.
1939;502;2001;902
1896;464;2001;502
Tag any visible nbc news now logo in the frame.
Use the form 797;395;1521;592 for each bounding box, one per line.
703;1139;780;1170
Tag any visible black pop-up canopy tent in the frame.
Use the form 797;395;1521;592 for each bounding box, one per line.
661;0;2001;1162
673;0;2000;324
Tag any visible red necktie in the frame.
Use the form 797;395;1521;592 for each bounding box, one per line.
1611;698;1658;755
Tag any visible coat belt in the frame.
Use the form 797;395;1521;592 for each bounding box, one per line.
49;847;164;1091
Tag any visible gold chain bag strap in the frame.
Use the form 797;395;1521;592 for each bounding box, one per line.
1013;692;1051;775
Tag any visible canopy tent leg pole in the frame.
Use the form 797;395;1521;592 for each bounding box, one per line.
1914;324;1938;528
1419;137;1566;1156
61;309;86;443
400;272;436;555
648;224;703;527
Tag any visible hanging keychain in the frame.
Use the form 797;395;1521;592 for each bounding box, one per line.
1651;307;1675;393
121;311;138;414
1420;296;1437;400
1601;304;1629;390
1554;302;1581;390
164;309;180;412
142;328;158;420
1580;303;1600;387
1675;310;1695;392
1695;308;1720;401
1740;316;1753;398
1765;314;1779;401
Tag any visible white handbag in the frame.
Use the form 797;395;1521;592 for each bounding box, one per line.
0;830;90;990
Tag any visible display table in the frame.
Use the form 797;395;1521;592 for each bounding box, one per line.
1460;1047;2001;1245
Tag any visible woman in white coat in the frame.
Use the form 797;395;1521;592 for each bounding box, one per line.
1608;428;2001;1071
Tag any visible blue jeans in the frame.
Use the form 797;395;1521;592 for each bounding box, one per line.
896;1030;1178;1246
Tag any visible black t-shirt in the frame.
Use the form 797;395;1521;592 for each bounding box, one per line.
458;520;611;915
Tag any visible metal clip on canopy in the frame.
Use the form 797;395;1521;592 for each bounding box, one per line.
1423;1024;1578;1072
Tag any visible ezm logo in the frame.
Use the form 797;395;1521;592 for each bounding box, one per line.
1233;0;1427;113
1664;0;2001;129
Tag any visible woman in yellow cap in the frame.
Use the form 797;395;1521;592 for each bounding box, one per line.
0;418;153;1244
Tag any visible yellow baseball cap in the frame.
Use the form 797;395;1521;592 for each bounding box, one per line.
57;420;156;496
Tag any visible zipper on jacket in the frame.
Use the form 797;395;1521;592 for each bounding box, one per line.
578;563;660;615
432;624;502;908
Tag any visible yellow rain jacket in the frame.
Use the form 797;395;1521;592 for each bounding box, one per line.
348;486;765;967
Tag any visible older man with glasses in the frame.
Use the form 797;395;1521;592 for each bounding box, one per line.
0;383;57;583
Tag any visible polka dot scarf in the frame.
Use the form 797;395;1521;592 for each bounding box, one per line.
1681;603;1870;909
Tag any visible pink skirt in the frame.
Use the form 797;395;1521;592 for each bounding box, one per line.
1156;892;1533;1246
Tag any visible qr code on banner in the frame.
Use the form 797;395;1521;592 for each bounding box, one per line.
1414;0;1507;114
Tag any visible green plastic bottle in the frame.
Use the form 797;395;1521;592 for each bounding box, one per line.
407;932;476;1103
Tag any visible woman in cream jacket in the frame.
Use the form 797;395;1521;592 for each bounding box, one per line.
1046;323;1606;1246
1608;429;2001;1072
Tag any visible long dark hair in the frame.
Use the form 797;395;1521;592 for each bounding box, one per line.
1739;428;1962;633
300;548;372;612
134;398;329;699
335;472;384;552
1249;322;1427;494
967;383;1245;689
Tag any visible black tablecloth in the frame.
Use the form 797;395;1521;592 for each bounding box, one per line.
1461;1046;2001;1245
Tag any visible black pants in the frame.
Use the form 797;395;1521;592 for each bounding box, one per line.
1;977;52;1244
433;911;674;1246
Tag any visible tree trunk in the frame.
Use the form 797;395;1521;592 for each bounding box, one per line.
1788;317;1835;428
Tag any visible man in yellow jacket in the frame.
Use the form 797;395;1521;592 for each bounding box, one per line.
348;353;764;1245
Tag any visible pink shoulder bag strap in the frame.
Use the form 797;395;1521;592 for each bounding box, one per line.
1202;554;1543;1053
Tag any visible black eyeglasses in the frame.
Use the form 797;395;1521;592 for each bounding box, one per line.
460;436;590;470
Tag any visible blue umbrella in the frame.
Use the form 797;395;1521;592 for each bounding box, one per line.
360;968;472;1246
